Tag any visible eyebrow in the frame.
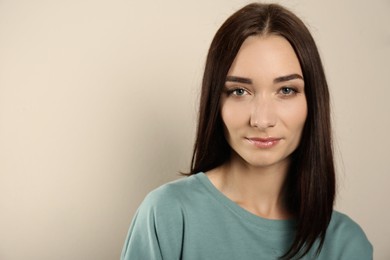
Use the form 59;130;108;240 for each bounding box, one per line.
225;76;253;84
273;74;304;83
225;74;304;84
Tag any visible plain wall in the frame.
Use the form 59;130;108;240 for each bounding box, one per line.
0;0;389;259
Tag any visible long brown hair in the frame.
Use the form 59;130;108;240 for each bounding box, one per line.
188;3;335;259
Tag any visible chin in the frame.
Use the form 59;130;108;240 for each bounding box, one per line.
234;151;291;170
239;156;281;169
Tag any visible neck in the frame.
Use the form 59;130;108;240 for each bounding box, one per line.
207;155;292;220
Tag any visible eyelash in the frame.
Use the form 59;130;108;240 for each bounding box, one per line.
279;87;298;96
226;88;249;96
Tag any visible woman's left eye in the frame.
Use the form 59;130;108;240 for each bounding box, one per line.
280;87;297;95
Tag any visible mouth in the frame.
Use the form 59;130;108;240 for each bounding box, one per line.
245;137;281;148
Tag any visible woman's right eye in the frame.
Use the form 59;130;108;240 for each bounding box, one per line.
229;88;248;96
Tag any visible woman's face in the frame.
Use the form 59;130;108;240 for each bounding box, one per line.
221;35;307;169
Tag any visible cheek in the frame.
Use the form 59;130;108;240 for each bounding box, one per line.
277;96;307;135
287;99;307;133
221;101;249;130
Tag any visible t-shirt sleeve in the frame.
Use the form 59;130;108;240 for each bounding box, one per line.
338;219;373;260
120;185;185;260
323;212;373;260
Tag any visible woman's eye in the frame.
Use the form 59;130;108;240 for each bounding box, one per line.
231;88;247;96
280;87;297;96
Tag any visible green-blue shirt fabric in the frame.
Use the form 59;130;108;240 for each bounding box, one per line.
121;172;372;259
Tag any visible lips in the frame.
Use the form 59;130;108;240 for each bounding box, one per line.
246;137;281;148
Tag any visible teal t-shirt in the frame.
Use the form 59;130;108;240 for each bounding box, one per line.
121;172;372;259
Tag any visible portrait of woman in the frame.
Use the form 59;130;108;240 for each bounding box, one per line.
121;3;372;259
3;0;390;259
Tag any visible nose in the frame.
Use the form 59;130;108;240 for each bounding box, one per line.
249;97;276;129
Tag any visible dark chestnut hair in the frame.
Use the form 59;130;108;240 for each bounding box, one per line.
187;2;335;259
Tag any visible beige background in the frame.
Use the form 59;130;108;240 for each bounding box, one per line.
0;0;389;259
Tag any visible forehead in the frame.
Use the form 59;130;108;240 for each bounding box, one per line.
227;35;302;82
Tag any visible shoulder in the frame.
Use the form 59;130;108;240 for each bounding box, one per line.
121;176;198;260
328;211;369;240
136;175;200;218
321;211;373;259
142;175;196;205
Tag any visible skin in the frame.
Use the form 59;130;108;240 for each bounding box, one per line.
207;35;307;220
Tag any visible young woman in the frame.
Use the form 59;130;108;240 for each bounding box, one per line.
121;3;372;259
